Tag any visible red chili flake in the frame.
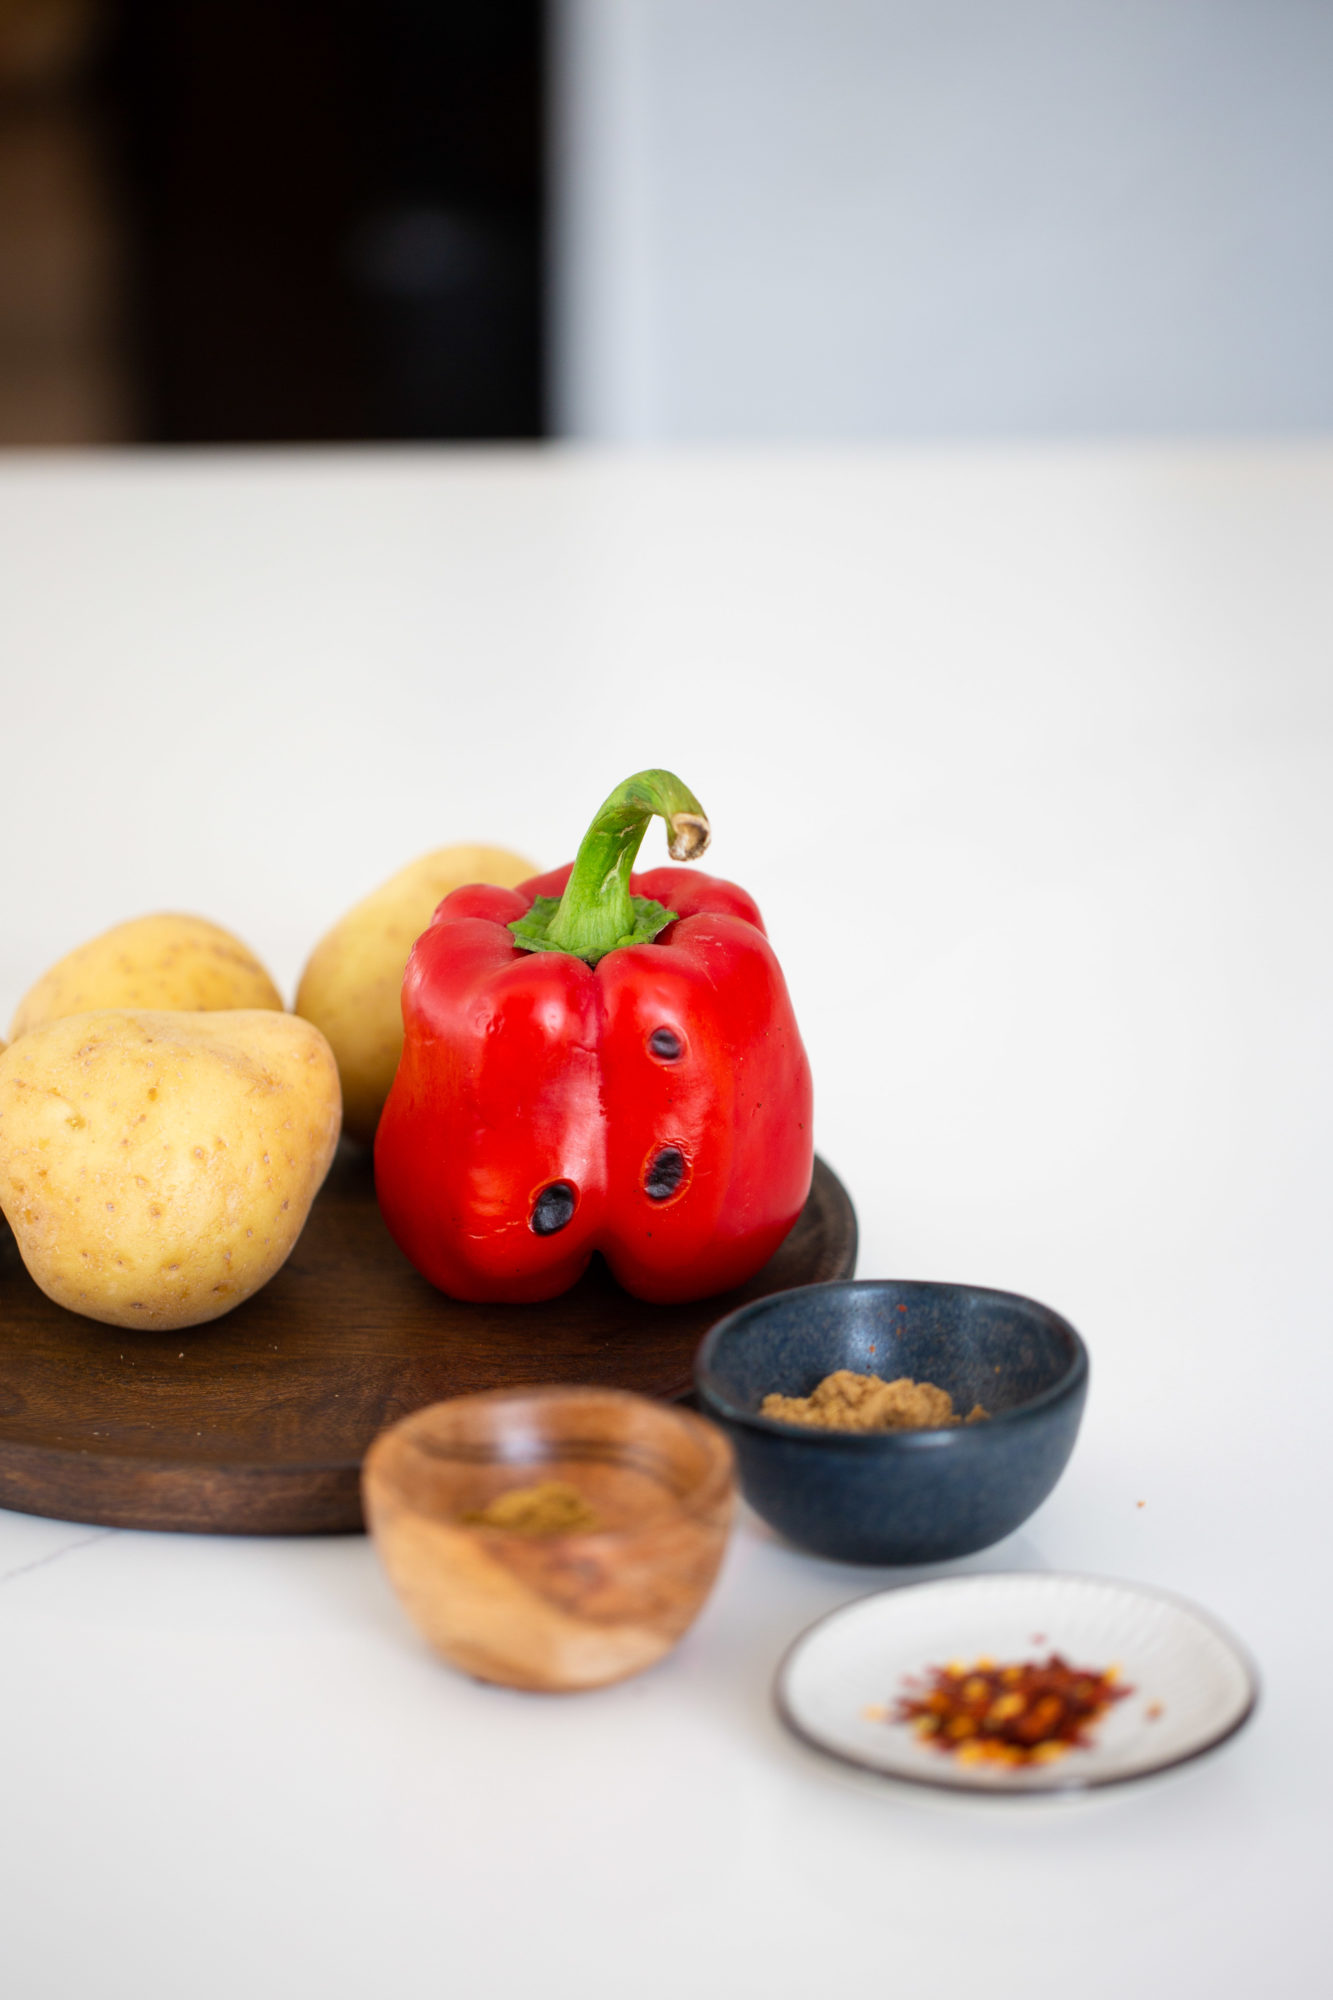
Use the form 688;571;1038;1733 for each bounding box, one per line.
888;1654;1134;1768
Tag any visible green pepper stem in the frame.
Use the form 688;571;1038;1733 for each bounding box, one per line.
510;769;710;965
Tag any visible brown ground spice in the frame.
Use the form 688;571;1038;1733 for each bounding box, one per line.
761;1369;988;1432
462;1480;599;1534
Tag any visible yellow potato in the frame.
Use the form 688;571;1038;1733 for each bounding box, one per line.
295;843;536;1146
0;1009;341;1331
9;913;284;1041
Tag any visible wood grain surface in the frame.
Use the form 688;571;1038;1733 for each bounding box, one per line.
0;1148;856;1535
363;1386;736;1691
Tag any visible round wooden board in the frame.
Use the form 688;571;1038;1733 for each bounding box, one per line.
0;1151;856;1535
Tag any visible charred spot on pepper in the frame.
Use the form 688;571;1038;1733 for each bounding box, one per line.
645;1148;686;1201
648;1028;683;1061
530;1182;577;1235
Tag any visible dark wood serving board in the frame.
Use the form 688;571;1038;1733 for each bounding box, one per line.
0;1150;856;1536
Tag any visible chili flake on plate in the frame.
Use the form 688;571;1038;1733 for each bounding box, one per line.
774;1574;1257;1797
889;1653;1133;1766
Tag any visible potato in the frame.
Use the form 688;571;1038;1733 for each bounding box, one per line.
295;843;536;1146
0;1009;341;1331
9;914;284;1041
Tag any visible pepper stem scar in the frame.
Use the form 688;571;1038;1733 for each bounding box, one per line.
509;770;711;966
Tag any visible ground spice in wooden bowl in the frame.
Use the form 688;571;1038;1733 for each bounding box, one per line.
461;1480;600;1535
880;1654;1134;1766
761;1369;989;1432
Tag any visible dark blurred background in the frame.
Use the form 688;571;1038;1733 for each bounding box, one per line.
0;0;544;445
3;1;1330;448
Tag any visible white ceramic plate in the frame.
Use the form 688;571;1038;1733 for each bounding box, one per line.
775;1572;1257;1796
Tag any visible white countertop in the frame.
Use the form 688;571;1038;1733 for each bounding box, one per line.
1;445;1329;1998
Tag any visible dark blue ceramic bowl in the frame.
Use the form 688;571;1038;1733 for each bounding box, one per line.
694;1279;1088;1565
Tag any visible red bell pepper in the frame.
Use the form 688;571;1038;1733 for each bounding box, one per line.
374;770;813;1304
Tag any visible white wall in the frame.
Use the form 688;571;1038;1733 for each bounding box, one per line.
552;0;1333;440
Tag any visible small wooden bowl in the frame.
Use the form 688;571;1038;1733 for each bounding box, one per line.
362;1386;736;1692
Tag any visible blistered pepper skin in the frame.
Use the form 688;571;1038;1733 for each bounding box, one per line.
373;864;814;1305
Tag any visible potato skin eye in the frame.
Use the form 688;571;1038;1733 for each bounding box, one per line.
645;1148;685;1201
531;1182;577;1234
